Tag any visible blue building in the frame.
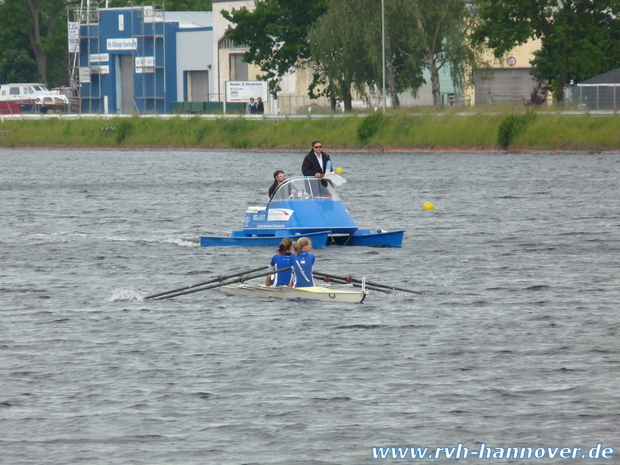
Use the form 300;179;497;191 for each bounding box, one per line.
79;6;213;114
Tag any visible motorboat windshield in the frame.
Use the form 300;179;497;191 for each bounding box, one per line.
270;176;341;202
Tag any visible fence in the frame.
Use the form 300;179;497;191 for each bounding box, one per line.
573;85;620;110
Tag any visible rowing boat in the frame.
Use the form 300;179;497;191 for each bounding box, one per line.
220;284;368;303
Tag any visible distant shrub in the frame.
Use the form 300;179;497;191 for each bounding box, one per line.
115;119;133;144
357;112;384;143
498;112;536;149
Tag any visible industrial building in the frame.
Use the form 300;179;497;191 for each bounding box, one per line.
77;6;213;114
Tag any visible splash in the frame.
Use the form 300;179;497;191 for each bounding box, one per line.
109;287;146;302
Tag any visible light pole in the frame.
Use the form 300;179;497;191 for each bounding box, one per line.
381;0;386;113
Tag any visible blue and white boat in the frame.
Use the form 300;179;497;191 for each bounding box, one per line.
200;174;405;248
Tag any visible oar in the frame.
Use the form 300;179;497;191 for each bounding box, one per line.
144;265;269;300
314;274;391;293
154;267;291;300
313;271;423;295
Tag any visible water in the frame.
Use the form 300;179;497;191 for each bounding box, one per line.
1;149;619;464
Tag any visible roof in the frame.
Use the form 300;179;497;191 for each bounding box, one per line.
577;67;620;86
166;11;212;28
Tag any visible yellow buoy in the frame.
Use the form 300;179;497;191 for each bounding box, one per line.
335;167;344;174
422;201;435;210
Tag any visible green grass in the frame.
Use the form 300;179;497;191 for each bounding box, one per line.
1;111;620;151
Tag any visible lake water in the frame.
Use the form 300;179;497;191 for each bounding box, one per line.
1;148;619;464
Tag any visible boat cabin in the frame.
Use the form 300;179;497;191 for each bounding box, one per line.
0;83;49;102
269;176;340;202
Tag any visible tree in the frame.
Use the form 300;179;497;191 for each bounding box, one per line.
308;0;425;109
473;0;620;102
308;0;371;110
0;49;40;83
223;0;328;95
409;0;482;107
0;0;80;87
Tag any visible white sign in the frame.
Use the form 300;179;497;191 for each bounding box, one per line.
90;53;109;63
79;67;91;84
107;38;137;50
90;65;110;75
119;14;124;31
135;56;154;74
68;21;79;53
507;57;517;67
226;81;268;102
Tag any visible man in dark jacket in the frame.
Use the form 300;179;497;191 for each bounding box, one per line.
302;140;331;178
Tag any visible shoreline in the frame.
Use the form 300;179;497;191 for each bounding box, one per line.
2;113;620;152
1;145;617;154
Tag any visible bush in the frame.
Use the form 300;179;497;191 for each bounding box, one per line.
115;119;133;144
357;112;384;143
497;112;536;149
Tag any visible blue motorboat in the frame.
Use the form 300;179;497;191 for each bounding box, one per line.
200;174;405;248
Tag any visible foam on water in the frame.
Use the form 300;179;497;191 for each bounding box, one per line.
109;287;145;302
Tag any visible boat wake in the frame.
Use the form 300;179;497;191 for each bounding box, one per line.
104;236;199;247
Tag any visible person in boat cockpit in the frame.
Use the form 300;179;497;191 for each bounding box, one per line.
268;170;298;200
302;140;332;178
269;170;286;198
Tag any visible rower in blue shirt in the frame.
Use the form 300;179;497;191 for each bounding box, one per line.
290;237;316;288
266;238;293;286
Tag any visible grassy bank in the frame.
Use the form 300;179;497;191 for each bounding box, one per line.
1;109;620;151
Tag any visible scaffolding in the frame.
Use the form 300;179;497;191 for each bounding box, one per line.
69;1;101;113
68;2;167;115
134;5;167;114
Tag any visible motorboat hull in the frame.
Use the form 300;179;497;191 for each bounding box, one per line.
329;229;406;247
220;284;368;303
199;230;330;248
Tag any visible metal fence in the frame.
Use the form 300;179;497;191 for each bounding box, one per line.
573;85;620;110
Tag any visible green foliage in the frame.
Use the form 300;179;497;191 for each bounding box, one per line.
215;117;249;135
473;0;620;101
0;49;39;83
497;112;536;149
223;0;328;96
357;112;384;143
196;123;209;143
0;0;73;87
5;111;620;152
115;119;133;144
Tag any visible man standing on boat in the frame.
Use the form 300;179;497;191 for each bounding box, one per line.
302;140;332;178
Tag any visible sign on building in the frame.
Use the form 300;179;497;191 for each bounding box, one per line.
107;38;137;51
135;57;155;74
79;67;91;84
226;81;268;102
68;22;79;53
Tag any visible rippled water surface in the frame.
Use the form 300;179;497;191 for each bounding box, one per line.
1;149;619;464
